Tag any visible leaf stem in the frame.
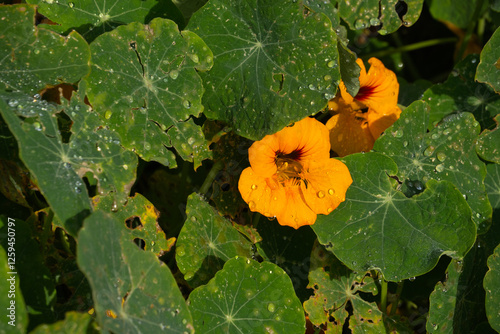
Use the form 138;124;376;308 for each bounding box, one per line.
199;160;224;196
362;37;458;61
390;281;405;316
380;278;388;313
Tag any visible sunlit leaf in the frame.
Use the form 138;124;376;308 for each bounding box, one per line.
84;18;213;168
422;55;500;131
303;242;384;333
77;210;194;334
338;0;424;35
476;27;500;93
477;114;500;163
92;193;175;256
375;100;492;231
176;193;253;287
484;243;500;332
0;4;90;95
188;257;305;333
312;152;476;281
187;0;341;140
30;311;97;334
26;0;184;42
0;88;137;236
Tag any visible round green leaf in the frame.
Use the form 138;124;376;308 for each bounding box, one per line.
26;0;184;42
428;0;487;29
476;27;500;93
176;193;253;287
0;88;138;236
0;4;90;94
187;0;341;140
312;152;476;282
422;55;500;131
338;0;424;35
188;257;305;334
485;163;500;210
85;18;213;168
93;193;175;256
304;242;383;332
477;114;500;164
484;243;500;332
77;210;194;334
374;100;492;231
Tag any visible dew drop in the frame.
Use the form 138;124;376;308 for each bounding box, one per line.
435;163;445;173
33;122;42;131
190;54;199;63
423;146;435;157
251;184;258;190
63;162;71;169
327;207;333;213
8;100;18;107
354;19;367;30
403;140;408;147
369;17;380;26
328;188;334;195
436;151;446;162
431;132;440;140
317;191;325;198
267;303;276;313
183;100;191;109
187;137;196;145
68;2;74;7
144;142;151;151
323;74;332;81
249;201;256;209
327;60;336;68
393;129;403;138
169;70;179;80
308;84;316;90
408;276;416;282
104;110;112;119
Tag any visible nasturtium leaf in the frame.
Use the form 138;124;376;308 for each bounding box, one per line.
0;230;28;333
0;88;138;236
422;54;500;131
304;242;384;333
338;41;360;97
303;0;340;28
312;152;476;282
485;164;500;210
338;0;424;35
188;257;305;334
374;100;492;231
255;221;317;301
0;4;90;95
428;0;488;29
476;27;500;93
26;0;184;42
0;218;56;329
30;311;97;334
477;114;500;164
426;217;500;334
92;193;175;256
176;193;253;287
187;0;341;140
84;18;213;168
484;244;500;332
77;210;194;334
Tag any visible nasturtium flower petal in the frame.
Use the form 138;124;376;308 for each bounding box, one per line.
238;167;286;218
326;108;375;156
327;57;401;156
301;159;353;215
238;117;352;229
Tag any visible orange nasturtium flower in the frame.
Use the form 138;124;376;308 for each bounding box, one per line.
238;117;352;229
326;57;401;157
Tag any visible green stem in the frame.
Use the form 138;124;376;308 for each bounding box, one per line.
199;161;224;196
362;37;458;61
390;281;404;316
380;278;388;314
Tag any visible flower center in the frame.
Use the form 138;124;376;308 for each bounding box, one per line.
275;150;304;182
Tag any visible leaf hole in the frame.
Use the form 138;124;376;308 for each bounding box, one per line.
133;237;146;249
395;1;408;22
